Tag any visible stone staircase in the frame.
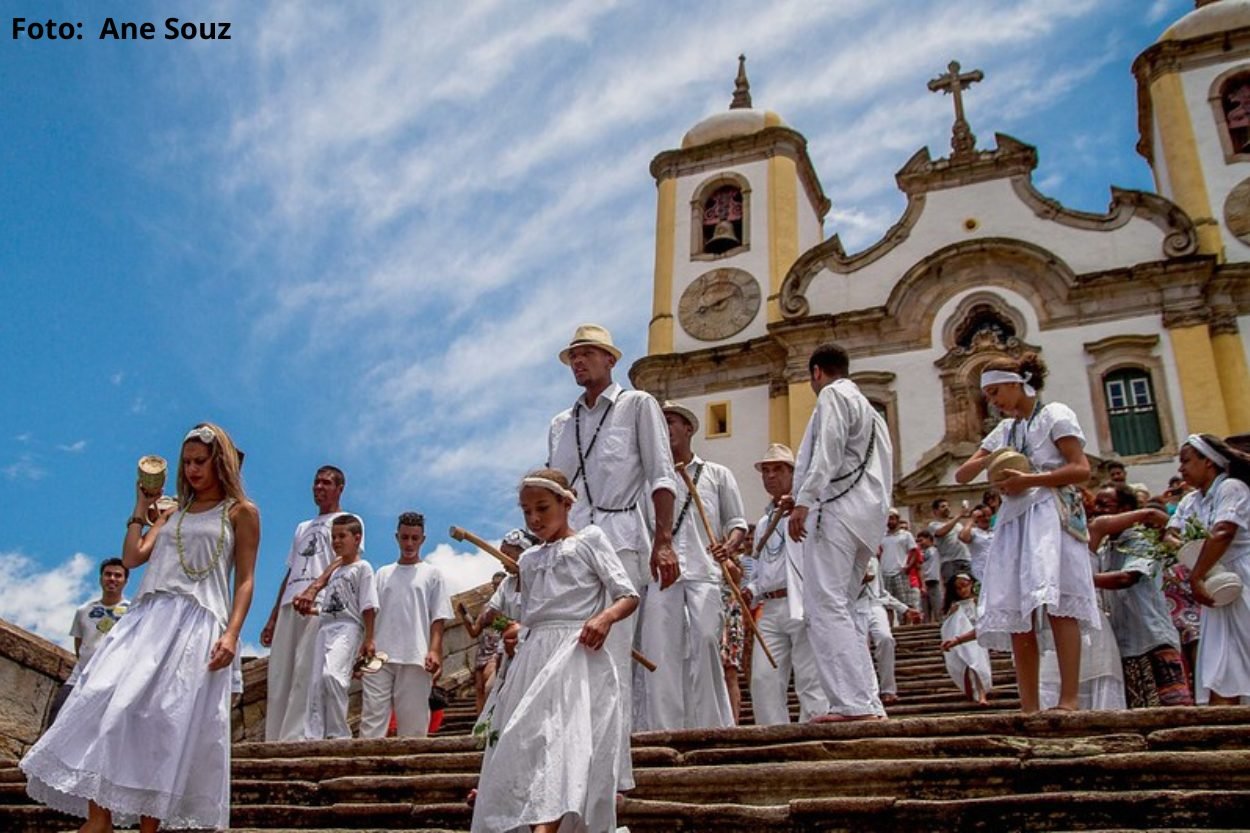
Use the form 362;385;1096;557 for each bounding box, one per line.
5;623;1250;831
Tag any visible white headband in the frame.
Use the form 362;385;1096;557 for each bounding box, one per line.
184;425;217;445
520;476;577;501
980;369;1036;397
1185;434;1229;470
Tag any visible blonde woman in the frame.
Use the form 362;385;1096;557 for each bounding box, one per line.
22;423;259;832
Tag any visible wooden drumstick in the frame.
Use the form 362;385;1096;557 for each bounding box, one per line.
448;526;658;672
676;464;778;669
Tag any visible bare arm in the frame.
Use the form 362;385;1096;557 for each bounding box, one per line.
122;487;173;569
1088;508;1169;552
579;594;639;651
1190;520;1238;606
425;618;445;675
209;500;260;671
260;569;290;647
1093;571;1141;591
293;556;344;615
359;607;376;659
954;447;992;484
73;637;82;658
996;435;1088;497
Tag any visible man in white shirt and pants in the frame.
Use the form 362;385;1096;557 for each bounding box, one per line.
788;343;894;722
548;323;677;789
743;444;829;725
637;401;744;730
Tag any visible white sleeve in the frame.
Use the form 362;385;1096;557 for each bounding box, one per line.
582;528;638;601
359;563;380;613
795;386;850;508
980;419;1011;453
716;466;749;536
1213;479;1250;529
636;394;678;498
1046;402;1085;446
429;570;453;622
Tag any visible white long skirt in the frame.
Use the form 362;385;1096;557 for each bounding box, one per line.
1196;554;1250;704
977;489;1100;652
21;592;231;829
471;621;623;833
1039;610;1126;710
941;601;992;698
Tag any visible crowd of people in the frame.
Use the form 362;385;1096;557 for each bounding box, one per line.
15;324;1250;833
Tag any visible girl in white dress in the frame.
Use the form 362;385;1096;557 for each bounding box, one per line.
471;469;639;833
955;353;1100;712
939;573;992;705
1167;434;1250;705
21;423;259;832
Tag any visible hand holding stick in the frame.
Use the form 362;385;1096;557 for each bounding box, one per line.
448;525;657;673
676;464;778;669
753;503;790;557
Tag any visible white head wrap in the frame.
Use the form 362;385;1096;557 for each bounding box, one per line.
183;425;217;445
1185;434;1229;470
979;369;1036;397
520;476;577;502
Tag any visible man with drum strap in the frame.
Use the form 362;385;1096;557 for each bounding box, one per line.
788;343;894;722
547;323;677;789
635;401;743;731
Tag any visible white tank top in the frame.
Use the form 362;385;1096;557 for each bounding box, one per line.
135;500;236;628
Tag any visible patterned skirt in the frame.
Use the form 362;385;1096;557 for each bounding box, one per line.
720;583;744;669
1123;645;1193;708
1162;564;1202;646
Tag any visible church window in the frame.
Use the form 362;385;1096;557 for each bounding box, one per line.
1104;368;1163;457
1222;74;1250;155
953;306;1016;351
705;401;731;438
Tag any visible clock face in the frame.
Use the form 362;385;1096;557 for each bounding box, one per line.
678;268;762;341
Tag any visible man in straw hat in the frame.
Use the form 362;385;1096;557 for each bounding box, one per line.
548;323;677;788
743;443;828;724
787;343;894;722
635;401;743;731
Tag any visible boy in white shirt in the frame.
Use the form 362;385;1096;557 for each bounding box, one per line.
360;511;453;738
48;559;131;724
304;514;378;739
917;529;942;623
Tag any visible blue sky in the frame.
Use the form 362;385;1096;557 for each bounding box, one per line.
0;0;1188;652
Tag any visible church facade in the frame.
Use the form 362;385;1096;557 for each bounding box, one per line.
630;0;1250;520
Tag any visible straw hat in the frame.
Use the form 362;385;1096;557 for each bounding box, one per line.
754;443;795;471
558;323;623;365
661;401;699;434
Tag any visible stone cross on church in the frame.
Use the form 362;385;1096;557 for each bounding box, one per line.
927;60;984;159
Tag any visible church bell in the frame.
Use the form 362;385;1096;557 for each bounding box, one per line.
706;219;740;253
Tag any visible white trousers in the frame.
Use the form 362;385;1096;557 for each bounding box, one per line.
750;597;829;724
265;603;321;741
605;547;643;791
304;620;362;740
802;521;884;717
637;578;733;730
360;662;434;738
855;603;897;696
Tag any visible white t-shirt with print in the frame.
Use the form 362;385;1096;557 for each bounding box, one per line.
319;559;379;629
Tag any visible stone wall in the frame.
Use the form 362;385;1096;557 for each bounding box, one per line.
0;618;75;762
230;581;494;742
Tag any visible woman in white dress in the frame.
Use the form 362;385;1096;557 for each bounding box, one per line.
1167;434;1250;705
471;469;639;833
939;573;992;705
21;423;259;832
954;353;1100;712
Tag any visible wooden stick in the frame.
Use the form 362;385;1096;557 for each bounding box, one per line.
753;505;788;557
448;525;657;673
676;464;778;669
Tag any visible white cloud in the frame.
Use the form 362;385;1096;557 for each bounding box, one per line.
1147;0;1176;25
3;454;47;481
0;551;96;649
130;396;147;415
14;433;31;444
239;640;269;659
56;440;88;453
110;372;125;386
424;543;508;597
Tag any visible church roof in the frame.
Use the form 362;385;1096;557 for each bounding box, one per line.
1161;0;1250;42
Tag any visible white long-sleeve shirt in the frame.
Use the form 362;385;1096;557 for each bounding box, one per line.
748;503;806;621
660;456;748;582
794;377;893;549
548;382;678;553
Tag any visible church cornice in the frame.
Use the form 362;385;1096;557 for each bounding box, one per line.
650;126;831;222
1133;25;1250;163
1011;178;1198;258
894;133;1038;196
628;334;786;400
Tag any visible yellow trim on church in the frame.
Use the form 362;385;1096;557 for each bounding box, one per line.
1212;330;1250;434
1170;324;1231;436
787;380;816;454
767;156;799;323
769;386;791;448
1150;72;1223;259
648;177;677;355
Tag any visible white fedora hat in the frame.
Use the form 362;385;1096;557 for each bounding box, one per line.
559;323;623;365
661;400;699;434
754;443;795;471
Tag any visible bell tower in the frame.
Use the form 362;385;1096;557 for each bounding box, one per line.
647;57;830;357
1134;0;1250;434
